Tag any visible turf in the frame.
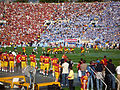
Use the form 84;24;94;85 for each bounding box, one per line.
1;47;120;73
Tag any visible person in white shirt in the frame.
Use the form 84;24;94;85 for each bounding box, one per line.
116;64;120;90
62;59;69;87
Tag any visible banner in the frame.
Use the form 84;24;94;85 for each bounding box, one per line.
64;39;77;42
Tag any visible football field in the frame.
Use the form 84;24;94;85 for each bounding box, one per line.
1;47;120;72
1;47;120;90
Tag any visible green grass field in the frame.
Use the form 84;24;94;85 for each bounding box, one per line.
1;47;120;90
1;47;120;73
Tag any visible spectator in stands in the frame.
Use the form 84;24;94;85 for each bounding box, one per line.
0;2;120;47
62;59;69;87
105;59;116;90
116;63;120;90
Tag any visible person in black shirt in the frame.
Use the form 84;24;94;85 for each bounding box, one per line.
68;59;74;69
105;59;116;90
95;60;104;90
59;59;65;83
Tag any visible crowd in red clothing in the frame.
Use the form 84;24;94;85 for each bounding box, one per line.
0;1;119;47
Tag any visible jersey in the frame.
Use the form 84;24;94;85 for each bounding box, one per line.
16;54;21;63
70;48;74;52
47;48;51;53
0;53;3;61
81;47;85;53
40;56;44;62
81;47;84;51
62;54;67;59
101;58;108;66
21;55;27;62
81;75;88;90
9;54;15;61
77;63;81;70
51;58;59;66
54;64;61;72
22;47;26;52
29;54;36;62
64;47;69;52
44;56;51;64
2;53;8;61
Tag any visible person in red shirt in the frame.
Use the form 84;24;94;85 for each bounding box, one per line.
47;48;51;54
16;52;21;71
2;51;9;72
64;47;69;54
62;53;67;59
9;52;15;72
21;52;27;71
29;52;36;68
43;54;51;76
94;45;98;51
22;47;26;53
39;53;45;74
81;46;85;56
51;55;59;77
100;56;108;66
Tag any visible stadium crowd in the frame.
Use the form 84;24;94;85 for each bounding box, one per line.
0;1;120;47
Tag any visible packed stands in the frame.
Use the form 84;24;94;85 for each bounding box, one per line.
0;1;120;46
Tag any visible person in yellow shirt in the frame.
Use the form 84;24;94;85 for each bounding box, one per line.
29;52;36;68
9;52;15;72
39;53;45;74
2;51;9;72
54;61;61;82
21;52;27;70
43;54;51;76
67;67;74;90
51;55;59;77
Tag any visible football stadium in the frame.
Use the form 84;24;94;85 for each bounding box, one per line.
0;0;120;90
